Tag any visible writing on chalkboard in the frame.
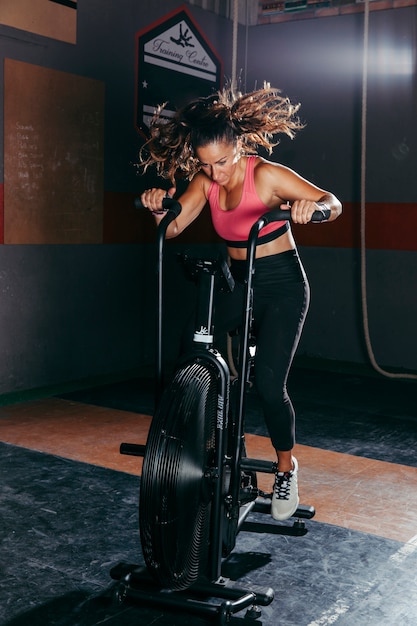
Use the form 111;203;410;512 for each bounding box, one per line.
15;124;44;200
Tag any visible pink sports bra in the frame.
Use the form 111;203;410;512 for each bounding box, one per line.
207;155;288;247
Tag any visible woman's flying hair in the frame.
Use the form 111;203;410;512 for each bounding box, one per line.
139;84;304;183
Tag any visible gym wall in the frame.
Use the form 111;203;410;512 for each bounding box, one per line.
0;0;415;399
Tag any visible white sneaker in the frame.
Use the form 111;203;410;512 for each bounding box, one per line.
271;457;299;521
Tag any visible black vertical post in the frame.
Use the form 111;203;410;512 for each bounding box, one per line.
154;203;182;408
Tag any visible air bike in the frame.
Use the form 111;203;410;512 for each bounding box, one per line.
111;199;328;623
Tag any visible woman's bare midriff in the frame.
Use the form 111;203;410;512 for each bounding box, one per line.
227;229;296;261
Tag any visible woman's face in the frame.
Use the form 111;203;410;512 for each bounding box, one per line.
196;140;241;186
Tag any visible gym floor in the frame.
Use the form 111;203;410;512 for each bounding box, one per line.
1;367;417;625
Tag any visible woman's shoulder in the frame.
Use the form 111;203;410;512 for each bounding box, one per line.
188;170;213;199
253;156;288;183
251;156;296;204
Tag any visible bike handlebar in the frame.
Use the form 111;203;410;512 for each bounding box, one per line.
260;205;330;225
134;196;182;217
134;197;330;225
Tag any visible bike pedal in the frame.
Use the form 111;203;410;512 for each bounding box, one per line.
258;490;272;499
239;486;259;505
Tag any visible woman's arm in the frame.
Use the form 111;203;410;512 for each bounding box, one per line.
141;173;209;238
256;160;342;224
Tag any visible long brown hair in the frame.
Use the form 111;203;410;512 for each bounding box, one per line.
139;85;304;183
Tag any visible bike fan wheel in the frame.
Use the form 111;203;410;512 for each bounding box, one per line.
139;359;219;591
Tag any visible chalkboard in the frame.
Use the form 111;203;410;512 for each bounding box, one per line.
4;59;104;244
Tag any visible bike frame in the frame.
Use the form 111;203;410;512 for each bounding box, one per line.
153;206;300;575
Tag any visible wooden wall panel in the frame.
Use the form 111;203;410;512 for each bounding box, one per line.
4;59;104;244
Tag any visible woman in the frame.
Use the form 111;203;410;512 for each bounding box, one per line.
140;85;342;521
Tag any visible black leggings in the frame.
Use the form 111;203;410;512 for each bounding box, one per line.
182;249;310;452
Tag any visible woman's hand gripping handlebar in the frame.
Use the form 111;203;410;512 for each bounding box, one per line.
138;187;178;216
134;194;182;218
135;195;182;243
265;203;331;226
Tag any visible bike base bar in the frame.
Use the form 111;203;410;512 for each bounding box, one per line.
111;563;274;625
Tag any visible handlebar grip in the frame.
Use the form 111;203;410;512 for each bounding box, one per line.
311;202;331;222
133;196;144;209
134;196;182;218
262;204;330;225
261;208;291;225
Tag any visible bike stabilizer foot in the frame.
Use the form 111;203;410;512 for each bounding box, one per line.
110;563;273;624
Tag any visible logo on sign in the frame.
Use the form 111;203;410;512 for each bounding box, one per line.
144;21;217;79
